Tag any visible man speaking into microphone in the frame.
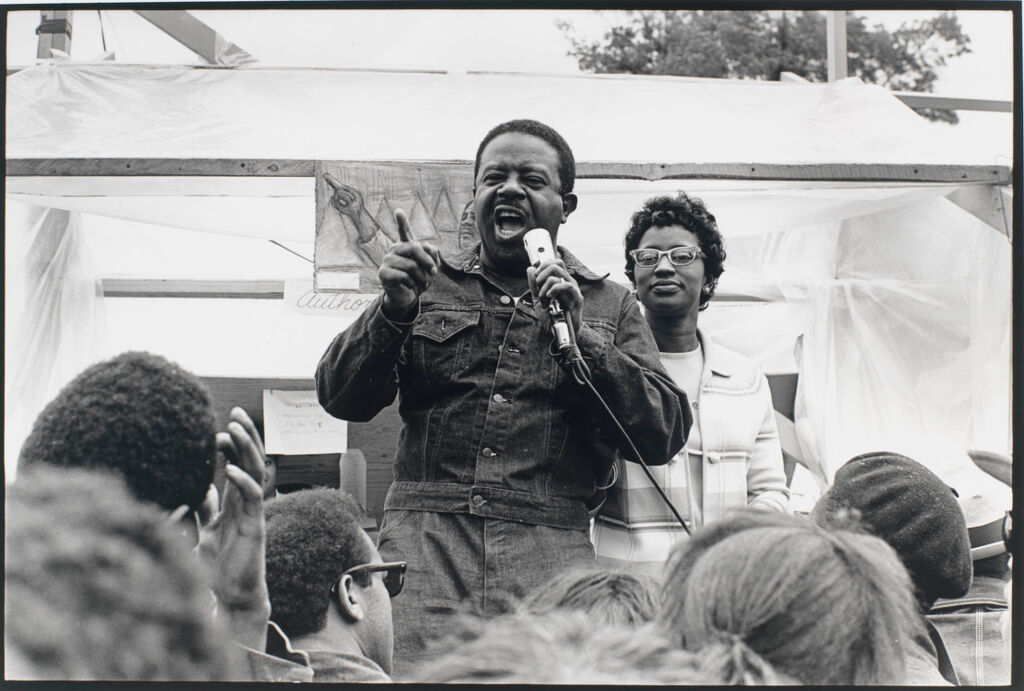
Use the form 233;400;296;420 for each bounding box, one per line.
316;119;689;673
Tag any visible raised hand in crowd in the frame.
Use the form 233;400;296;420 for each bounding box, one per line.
198;407;270;653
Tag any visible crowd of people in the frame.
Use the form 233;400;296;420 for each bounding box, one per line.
6;118;1012;684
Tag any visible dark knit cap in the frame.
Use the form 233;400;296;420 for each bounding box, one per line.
811;451;972;611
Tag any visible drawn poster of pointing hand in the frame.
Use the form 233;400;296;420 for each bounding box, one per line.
315;162;477;292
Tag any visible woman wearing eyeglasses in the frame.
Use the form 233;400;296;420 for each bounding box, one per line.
592;193;790;578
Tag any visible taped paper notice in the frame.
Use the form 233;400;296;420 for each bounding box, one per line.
263;389;347;455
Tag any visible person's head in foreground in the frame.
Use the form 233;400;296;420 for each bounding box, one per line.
263;488;400;676
18;350;217;513
472;118;578;273
624;192;727;317
659;508;922;685
520;566;658;626
5;465;240;681
811;451;973;612
411;610;793;684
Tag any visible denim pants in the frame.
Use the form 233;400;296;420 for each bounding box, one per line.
377;508;595;678
928;576;1010;685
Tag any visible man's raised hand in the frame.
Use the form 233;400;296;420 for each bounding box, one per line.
378;208;441;320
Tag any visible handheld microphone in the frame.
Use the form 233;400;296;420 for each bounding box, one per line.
523;234;688;531
523;228;573;352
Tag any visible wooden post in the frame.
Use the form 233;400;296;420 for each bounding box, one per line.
36;10;73;59
826;11;848;82
135;10;256;66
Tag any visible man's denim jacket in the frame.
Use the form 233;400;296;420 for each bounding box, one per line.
316;245;690;532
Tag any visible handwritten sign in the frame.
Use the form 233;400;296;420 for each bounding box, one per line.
284;279;377;318
263;389;347;455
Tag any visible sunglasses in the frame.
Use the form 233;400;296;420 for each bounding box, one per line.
630;246;705;268
334;561;408;598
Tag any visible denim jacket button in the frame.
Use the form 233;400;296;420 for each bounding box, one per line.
481;447;495;457
492;394;506;404
471;494;485;506
499;295;512;305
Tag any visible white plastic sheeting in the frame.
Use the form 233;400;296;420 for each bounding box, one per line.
6;63;1009;164
5;63;1013;497
5;203;108;474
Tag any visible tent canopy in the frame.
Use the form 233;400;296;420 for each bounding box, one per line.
7;62;1011;163
5;62;1013;502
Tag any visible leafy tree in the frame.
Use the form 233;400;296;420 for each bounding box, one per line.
559;11;971;123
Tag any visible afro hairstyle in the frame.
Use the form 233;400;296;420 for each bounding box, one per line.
474;119;576;195
6;465;240;680
264;488;374;639
18;351;217;512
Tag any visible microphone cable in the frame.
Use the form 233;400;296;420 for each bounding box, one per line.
553;312;691;535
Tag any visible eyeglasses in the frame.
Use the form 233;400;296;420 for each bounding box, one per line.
334;561;408;598
630;246;705;268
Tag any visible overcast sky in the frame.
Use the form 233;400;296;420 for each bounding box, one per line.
5;8;1013;95
5;7;1015;153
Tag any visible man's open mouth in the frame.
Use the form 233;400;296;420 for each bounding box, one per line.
493;207;527;239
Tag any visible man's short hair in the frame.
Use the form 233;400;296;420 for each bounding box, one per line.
411;611;787;684
6;465;239;680
473;119;576;195
18;351;216;512
659;508;922;685
264;488;373;638
520;567;657;626
623;192;727;309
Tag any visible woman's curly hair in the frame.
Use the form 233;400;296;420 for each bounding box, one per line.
18;351;216;512
264;488;373;639
623;193;726;311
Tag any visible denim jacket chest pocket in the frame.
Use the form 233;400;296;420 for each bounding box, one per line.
410;308;482;389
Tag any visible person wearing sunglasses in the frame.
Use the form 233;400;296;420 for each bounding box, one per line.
262;488;402;682
592;193;790;578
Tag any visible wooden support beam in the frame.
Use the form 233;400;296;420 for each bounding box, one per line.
135;10;256;66
101;279;284;299
6;159;316;177
99;278;780;301
826;11;848;82
894;92;1013;114
576;161;1011;184
946;185;1013;237
36;10;72;59
6;158;1012;184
